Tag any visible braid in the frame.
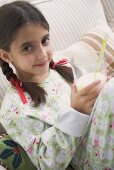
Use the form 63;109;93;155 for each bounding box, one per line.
0;58;73;107
49;60;74;84
22;82;47;106
0;59;17;81
0;59;47;106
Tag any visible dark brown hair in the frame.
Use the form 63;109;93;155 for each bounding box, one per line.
0;1;73;106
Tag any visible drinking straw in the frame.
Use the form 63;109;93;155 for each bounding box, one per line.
94;33;108;77
101;33;108;55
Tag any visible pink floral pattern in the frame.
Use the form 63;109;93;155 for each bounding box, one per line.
74;78;114;169
0;69;78;169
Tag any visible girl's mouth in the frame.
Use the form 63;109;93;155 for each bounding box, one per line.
34;59;49;67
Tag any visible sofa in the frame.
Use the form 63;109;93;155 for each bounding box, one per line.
0;0;114;129
0;0;114;169
0;0;114;128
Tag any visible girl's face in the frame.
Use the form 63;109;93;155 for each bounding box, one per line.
8;23;53;82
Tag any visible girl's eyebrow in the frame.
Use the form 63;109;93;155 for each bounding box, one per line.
20;42;32;48
42;33;50;39
20;33;50;48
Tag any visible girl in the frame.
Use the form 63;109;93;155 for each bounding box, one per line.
0;1;112;170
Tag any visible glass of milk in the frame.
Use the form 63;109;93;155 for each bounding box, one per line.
70;51;107;91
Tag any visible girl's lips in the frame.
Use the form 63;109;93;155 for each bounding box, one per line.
34;59;49;67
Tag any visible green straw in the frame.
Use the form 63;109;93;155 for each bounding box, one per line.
94;33;108;78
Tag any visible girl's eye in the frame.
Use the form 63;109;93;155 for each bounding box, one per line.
23;45;33;52
42;37;50;45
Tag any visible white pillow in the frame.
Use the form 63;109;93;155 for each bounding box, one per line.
54;23;114;76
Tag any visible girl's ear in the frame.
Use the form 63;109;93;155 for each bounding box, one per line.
0;49;11;63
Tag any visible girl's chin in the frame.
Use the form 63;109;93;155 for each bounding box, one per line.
37;67;49;74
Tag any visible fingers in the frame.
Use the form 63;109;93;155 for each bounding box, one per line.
88;98;97;108
71;80;102;115
79;80;104;102
80;80;101;95
87;82;104;100
86;89;99;100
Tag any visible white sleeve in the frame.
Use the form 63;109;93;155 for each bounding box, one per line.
54;107;89;137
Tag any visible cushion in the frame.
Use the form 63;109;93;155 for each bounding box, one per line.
55;22;114;76
101;0;114;32
0;134;37;170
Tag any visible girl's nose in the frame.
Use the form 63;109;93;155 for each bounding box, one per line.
37;46;47;59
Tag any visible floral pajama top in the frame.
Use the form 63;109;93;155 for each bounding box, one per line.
73;77;114;170
0;68;89;170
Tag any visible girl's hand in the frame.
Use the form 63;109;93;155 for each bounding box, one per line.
70;80;103;115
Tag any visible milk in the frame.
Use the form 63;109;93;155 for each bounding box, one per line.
76;72;106;91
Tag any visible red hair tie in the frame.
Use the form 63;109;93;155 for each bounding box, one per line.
52;59;68;68
10;79;27;104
